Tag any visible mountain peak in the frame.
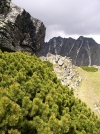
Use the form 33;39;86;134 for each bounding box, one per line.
78;36;84;39
39;36;100;66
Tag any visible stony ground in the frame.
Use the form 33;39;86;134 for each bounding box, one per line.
40;53;82;89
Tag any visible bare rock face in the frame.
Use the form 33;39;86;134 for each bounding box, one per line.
0;0;11;14
39;36;100;66
0;0;46;54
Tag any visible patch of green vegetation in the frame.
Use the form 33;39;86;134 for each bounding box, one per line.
81;66;98;72
0;51;100;134
43;60;53;71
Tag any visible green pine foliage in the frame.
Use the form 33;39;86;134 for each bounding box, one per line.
0;51;100;134
43;61;53;71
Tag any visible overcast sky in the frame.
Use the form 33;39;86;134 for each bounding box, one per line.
12;0;100;43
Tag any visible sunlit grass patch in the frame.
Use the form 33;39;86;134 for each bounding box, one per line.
80;66;98;72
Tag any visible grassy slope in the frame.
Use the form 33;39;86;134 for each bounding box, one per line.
74;66;100;117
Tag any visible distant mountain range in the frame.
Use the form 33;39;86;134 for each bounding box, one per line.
39;36;100;66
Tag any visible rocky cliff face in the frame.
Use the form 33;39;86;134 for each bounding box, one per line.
39;36;100;66
0;0;46;54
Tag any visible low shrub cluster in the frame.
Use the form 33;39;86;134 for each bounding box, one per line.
0;51;100;134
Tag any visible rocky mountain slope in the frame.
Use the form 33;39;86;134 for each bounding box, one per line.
40;53;82;89
39;36;100;66
0;0;46;54
41;53;100;117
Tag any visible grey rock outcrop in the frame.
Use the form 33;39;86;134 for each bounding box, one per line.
39;36;100;66
40;53;82;89
0;0;46;54
0;0;11;14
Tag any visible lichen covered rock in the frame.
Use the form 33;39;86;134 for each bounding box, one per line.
0;0;11;14
0;0;46;54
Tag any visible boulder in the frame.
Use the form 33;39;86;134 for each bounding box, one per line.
58;59;63;66
0;0;46;54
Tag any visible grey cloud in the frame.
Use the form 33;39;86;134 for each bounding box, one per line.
12;0;100;42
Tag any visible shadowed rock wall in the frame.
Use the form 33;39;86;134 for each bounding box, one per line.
0;0;46;54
